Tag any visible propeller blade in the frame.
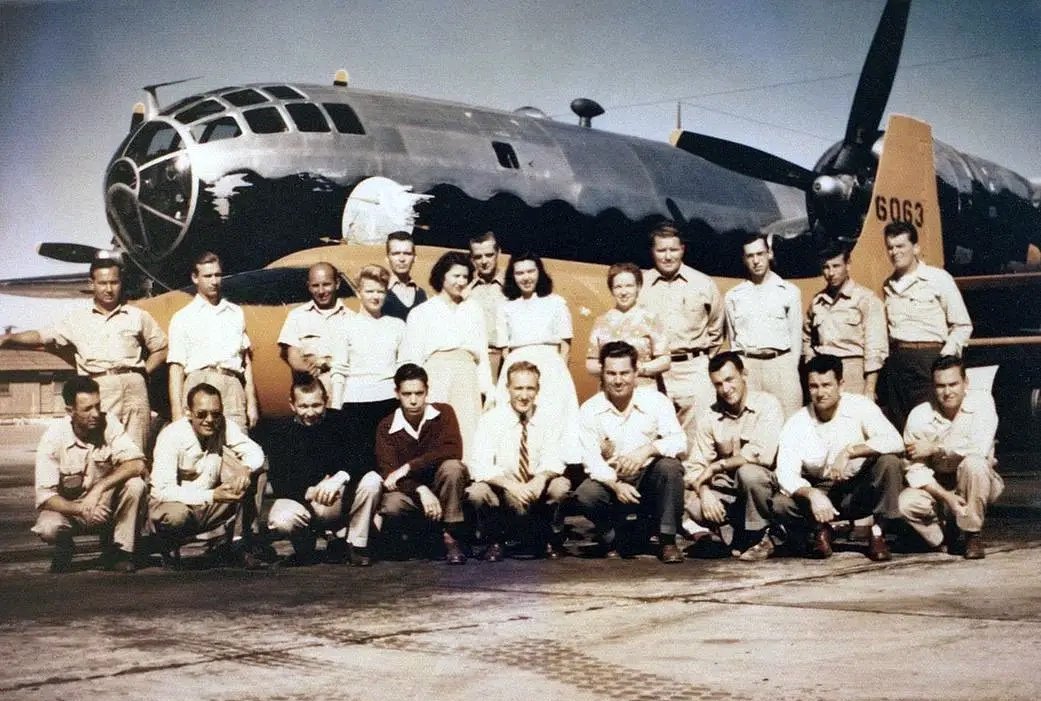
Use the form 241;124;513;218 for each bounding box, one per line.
843;0;911;149
670;130;817;191
36;242;103;264
142;76;202;92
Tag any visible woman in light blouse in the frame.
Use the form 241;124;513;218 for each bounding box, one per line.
331;264;405;473
585;262;670;390
402;251;492;451
495;253;581;462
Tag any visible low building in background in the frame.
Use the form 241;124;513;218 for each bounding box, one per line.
0;348;75;419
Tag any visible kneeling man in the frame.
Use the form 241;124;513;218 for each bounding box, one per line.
467;361;571;561
684;351;783;561
375;364;470;564
574;341;687;563
899;355;1003;559
149;383;268;567
266;380;382;566
766;354;905;560
33;377;148;573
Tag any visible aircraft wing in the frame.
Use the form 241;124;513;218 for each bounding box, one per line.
0;273;91;299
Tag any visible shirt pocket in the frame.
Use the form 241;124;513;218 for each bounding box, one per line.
118;328;141;360
58;468;86;500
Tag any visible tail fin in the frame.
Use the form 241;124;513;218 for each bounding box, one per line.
854;114;944;292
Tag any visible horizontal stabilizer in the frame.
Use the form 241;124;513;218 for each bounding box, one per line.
0;273;92;299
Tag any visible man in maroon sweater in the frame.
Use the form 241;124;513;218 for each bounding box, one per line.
375;363;471;564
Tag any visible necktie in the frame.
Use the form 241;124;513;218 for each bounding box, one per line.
518;414;530;482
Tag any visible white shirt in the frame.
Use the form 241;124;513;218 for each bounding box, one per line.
903;392;997;489
468;403;565;482
331;312;406;403
167;295;251;373
725;272;802;353
150;417;265;506
775;393;903;495
277;299;353;364
579;385;686;483
402;295;493;395
496;293;573;349
388;403;442;440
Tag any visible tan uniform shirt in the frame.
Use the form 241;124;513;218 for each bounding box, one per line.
883;262;973;356
35;418;144;508
277;299;353;366
803;279;888;373
40;304;167;375
640;265;724;353
725;272;803;353
902;392;997;489
467;273;507;349
168;295;251;373
686;390;784;480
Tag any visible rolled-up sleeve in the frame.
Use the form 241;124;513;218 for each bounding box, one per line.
775;418;812;495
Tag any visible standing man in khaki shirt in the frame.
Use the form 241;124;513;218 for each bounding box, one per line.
467;231;507;383
725;234;804;418
882;221;973;430
1;258;167;450
683;351;784;561
32;377;148;573
639;222;724;430
803;244;888;398
168;252;259;432
898;356;1003;559
277;262;354;406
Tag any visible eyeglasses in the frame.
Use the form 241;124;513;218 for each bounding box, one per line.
192;410;223;420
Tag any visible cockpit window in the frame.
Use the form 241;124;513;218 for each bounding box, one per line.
243;106;288;134
322;103;366;135
264;85;306;100
179;267;356;306
191;116;242;143
223;88;269;107
124;122;183;165
175;99;225;124
286;103;331;133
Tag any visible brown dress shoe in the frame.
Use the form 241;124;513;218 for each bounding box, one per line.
659;543;684;564
867;525;892;562
963;532;986;560
444;536;467;565
810;524;833;558
737;534;775;562
484;542;504;563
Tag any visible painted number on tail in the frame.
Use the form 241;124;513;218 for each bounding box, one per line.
874;196;924;227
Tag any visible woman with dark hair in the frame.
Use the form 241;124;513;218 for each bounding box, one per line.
402;250;492;449
495;253;581;462
585;262;670;389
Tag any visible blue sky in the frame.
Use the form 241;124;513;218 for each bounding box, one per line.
1;0;1039;325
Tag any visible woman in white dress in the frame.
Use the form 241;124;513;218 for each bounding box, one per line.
330;264;405;474
402;251;492;451
495;253;581;463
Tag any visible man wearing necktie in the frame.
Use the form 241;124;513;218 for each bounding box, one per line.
466;361;571;561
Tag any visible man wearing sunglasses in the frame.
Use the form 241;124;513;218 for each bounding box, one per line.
149;383;269;568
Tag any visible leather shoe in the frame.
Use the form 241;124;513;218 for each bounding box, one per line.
867;526;892;562
810;524;833;559
543;541;564;560
444;537;467;565
964;532;985;560
484;542;504;563
325;538;350;564
737;534;775;562
104;549;137;573
49;540;74;574
350;546;372;567
659;543;684;564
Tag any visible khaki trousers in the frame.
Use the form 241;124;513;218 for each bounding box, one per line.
267;471;383;549
898;456;1005;546
684;464;775;534
184;368;248;432
95;372;151;451
33;477;148;554
662;355;715;433
742;354;803;419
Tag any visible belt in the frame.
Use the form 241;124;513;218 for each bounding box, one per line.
893;341;943;350
669;349;710;362
739;348;790;360
201;366;246;384
88;367;143;378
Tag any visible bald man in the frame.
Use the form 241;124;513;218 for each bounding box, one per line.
277;262;356;406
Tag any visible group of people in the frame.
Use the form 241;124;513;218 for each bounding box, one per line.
2;219;1003;572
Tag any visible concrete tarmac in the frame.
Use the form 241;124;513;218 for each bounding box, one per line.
1;423;1039;701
